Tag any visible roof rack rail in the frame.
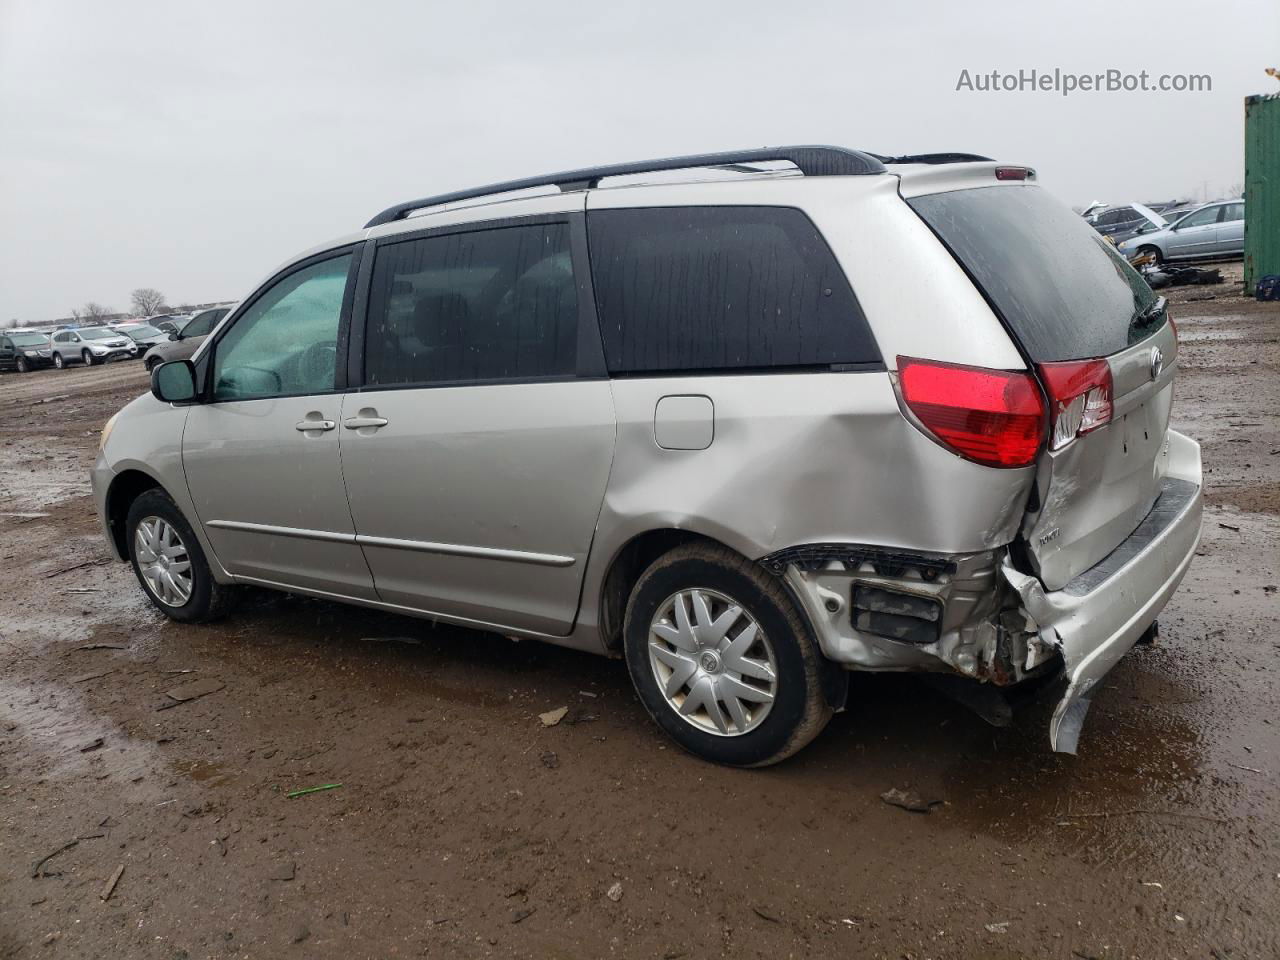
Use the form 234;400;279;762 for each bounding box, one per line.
873;152;994;165
363;145;888;228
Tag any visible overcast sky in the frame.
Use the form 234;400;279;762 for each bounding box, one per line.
1;0;1275;323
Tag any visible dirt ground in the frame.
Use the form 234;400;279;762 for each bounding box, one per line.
2;270;1277;959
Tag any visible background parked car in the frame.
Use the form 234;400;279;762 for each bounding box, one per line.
49;327;137;367
112;323;171;354
141;306;230;370
0;331;54;373
1085;203;1167;244
1119;200;1246;264
147;314;193;335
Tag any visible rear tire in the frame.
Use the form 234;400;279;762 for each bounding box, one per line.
82;349;96;366
623;542;833;767
126;488;231;623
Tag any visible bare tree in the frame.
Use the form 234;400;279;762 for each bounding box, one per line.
130;288;167;317
82;302;114;323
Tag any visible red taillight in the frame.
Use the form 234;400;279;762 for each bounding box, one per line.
1036;358;1113;450
994;166;1030;181
897;357;1046;468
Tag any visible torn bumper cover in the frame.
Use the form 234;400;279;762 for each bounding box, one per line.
1004;431;1203;753
772;429;1202;754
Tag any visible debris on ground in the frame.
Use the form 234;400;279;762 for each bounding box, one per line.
71;671;113;684
30;840;79;878
362;636;421;646
539;706;568;727
607;882;623;902
286;783;342;799
76;642;127;651
539;751;559;769
985;921;1010;934
752;905;780;923
880;787;942;813
511;907;536;924
158;678;225;710
268;861;296;881
42;558;110;579
99;864;124;901
78;737;104;753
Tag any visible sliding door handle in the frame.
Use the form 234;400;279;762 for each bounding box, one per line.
343;408;388;431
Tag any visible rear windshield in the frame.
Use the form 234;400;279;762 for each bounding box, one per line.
909;185;1160;361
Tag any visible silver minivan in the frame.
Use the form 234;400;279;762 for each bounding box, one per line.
93;147;1202;766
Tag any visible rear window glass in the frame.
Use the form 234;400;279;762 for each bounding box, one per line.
909;186;1159;361
587;206;879;375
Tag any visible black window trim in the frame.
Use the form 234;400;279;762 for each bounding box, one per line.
349;211;608;395
584;203;884;377
198;243;364;404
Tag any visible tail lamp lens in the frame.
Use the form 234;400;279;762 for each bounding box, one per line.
897;357;1046;468
1036;358;1113;450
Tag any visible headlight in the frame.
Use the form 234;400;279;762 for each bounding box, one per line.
99;412;118;451
22;350;37;357
91;345;109;353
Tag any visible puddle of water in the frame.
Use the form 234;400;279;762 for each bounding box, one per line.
0;672;167;804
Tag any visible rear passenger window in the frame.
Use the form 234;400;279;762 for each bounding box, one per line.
364;222;578;386
587;206;878;375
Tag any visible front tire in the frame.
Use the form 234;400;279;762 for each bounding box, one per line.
1138;244;1163;267
82;349;97;366
126;488;231;622
15;356;29;373
53;352;65;369
623;543;833;767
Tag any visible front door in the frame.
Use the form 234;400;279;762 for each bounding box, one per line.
182;249;377;600
1165;204;1222;258
339;214;615;635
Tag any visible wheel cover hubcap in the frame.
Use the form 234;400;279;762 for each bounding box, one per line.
648;588;777;736
134;516;193;607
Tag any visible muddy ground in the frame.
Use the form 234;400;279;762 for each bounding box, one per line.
1;270;1277;959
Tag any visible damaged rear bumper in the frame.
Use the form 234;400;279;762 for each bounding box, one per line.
774;429;1203;754
1003;430;1202;753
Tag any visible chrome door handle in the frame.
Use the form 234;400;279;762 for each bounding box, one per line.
295;418;335;432
343;416;388;429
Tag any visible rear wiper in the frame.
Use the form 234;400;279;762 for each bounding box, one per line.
1132;296;1167;331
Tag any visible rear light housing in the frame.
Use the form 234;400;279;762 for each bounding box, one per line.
994;166;1032;181
896;357;1046;468
1036;358;1113;450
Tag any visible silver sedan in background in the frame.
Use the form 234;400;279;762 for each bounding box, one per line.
1119;200;1245;264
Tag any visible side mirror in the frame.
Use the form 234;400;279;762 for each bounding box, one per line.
152;360;198;404
167;332;179;341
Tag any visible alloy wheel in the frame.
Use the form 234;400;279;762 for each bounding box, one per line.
648;588;777;736
134;516;194;607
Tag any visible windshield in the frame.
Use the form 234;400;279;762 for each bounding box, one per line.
122;325;163;340
78;328;120;340
11;333;48;347
909;185;1160;361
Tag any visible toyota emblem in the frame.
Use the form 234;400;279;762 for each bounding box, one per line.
1150;346;1163;380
